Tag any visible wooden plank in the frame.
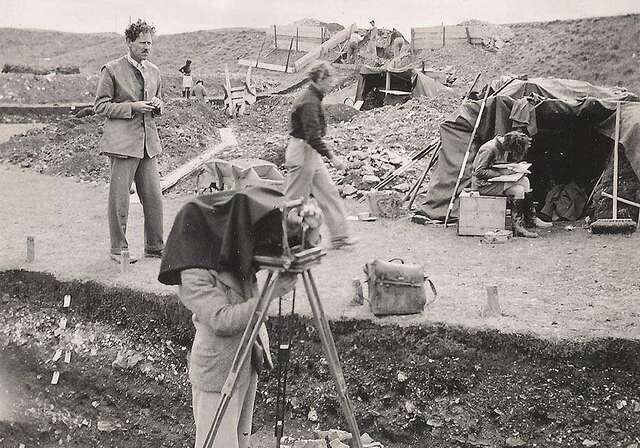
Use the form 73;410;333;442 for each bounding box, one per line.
238;59;290;72
159;128;237;192
269;25;323;39
294;23;355;71
353;100;364;110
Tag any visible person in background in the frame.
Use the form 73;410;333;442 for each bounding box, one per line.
179;59;193;98
368;20;378;57
191;80;207;101
391;28;405;58
284;61;356;250
94;18;165;263
346;30;363;63
472;131;551;238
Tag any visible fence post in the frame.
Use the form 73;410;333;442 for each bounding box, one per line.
442;23;445;47
410;28;415;54
296;27;299;52
273;24;278;48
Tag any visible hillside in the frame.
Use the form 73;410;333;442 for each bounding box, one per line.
415;14;640;95
1;14;639;101
0;27;267;76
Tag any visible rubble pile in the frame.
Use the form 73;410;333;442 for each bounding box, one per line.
0;72;98;104
0;98;223;182
328;93;461;194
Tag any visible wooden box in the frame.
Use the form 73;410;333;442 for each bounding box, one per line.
458;195;506;236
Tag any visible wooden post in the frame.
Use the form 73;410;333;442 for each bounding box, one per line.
120;249;130;273
351;279;364;305
26;236;35;262
284;37;295;74
273;25;278;48
385;71;390;101
410;28;415;54
442;23;446;47
296;27;299;52
481;285;502;317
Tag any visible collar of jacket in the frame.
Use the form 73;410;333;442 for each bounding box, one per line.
309;82;325;100
126;53;146;72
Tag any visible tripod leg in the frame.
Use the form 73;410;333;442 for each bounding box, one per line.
202;271;282;448
301;270;363;448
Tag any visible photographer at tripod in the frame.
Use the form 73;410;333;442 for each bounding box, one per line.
158;188;322;448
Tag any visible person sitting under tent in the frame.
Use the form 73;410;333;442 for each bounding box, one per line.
472;130;551;238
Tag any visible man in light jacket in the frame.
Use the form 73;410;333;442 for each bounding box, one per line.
95;19;165;263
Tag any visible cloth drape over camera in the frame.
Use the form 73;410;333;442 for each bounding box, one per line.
158;187;285;285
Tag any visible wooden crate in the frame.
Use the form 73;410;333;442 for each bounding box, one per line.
458;196;506;236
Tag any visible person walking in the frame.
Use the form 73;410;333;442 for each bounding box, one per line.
179;59;193;98
94;19;165;263
284;61;355;249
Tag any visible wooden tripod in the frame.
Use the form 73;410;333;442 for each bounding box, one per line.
202;247;363;448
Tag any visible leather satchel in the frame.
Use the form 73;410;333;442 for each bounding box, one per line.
364;258;437;316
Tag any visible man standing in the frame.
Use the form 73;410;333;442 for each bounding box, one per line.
346;31;362;63
284;61;355;249
368;20;378;57
95;19;165;263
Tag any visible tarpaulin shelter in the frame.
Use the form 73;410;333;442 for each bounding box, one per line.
419;77;640;220
355;65;450;110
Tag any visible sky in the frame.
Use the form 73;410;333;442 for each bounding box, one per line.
2;0;639;38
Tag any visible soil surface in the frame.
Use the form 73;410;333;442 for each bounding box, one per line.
1;274;639;448
1;163;639;344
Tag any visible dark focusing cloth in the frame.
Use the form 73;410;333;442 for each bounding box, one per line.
158;187;285;286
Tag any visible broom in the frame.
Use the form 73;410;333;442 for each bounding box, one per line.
591;102;637;234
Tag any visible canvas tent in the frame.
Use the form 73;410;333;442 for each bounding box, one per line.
355;66;450;110
419;77;640;220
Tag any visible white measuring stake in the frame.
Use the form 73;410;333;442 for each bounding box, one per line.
63;294;71;308
51;349;63;362
51;371;60;385
64;351;71;364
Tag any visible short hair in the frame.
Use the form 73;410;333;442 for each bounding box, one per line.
307;61;333;82
502;131;532;158
196;80;203;85
125;19;156;42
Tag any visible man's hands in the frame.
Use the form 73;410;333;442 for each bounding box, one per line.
131;97;162;115
272;272;298;298
131;101;156;114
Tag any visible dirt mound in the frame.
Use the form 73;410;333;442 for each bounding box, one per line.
0;73;98;104
0;98;224;182
329;93;461;191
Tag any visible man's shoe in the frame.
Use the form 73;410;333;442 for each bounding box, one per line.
110;253;138;264
331;237;358;250
144;249;163;259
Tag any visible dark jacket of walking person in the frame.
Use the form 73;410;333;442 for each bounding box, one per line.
284;61;355;249
94;19;165;263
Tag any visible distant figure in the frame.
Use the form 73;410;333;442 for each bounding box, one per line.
179;59;193;98
94;19;165;263
190;80;207;101
346;31;363;63
391;29;404;58
368;20;378;57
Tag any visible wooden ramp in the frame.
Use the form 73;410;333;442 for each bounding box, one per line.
136;128;238;198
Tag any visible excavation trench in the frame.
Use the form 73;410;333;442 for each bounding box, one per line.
1;270;639;448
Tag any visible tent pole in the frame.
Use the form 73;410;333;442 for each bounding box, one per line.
464;72;481;100
444;85;491;226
